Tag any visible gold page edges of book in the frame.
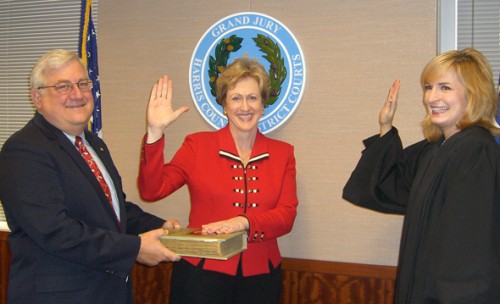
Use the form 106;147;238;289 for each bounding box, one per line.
160;228;247;260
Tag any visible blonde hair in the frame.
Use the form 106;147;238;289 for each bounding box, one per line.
420;48;500;141
30;49;86;89
215;57;270;107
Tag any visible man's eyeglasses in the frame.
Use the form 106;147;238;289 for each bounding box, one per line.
38;79;93;95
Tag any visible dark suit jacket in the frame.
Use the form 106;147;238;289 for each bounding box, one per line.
0;112;165;304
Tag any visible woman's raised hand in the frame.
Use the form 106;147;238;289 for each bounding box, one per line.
379;79;400;136
146;75;189;143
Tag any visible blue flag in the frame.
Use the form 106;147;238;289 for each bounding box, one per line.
79;0;102;136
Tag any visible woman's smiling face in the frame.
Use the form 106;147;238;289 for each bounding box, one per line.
224;77;264;135
423;70;467;139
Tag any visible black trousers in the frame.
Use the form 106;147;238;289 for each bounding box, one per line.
169;258;282;304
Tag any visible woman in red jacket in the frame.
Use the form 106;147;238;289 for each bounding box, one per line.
138;57;298;304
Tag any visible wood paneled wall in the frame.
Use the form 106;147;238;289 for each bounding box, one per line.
0;232;10;304
1;231;396;304
132;258;396;304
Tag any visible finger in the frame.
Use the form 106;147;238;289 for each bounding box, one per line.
173;106;190;120
165;78;172;101
166;250;181;262
222;222;231;231
392;82;400;100
155;228;166;238
149;83;158;102
154;76;163;100
160;76;169;99
389;79;400;101
201;225;218;235
165;219;181;229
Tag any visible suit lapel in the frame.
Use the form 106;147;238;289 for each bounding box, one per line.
84;130;125;231
33;113;123;230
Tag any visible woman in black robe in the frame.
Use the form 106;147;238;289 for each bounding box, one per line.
343;48;500;303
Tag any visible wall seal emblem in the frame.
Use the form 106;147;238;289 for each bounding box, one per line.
189;12;306;134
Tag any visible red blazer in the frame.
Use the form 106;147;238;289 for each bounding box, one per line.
138;126;298;276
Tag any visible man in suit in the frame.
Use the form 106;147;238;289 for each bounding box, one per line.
0;49;180;304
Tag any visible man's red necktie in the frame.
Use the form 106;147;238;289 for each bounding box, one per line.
75;136;113;206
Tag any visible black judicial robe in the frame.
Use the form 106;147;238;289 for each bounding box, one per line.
343;126;499;303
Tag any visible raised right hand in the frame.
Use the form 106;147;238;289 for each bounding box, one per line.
379;79;400;136
146;75;189;143
137;228;180;266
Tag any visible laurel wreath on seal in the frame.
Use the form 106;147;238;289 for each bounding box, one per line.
208;34;287;107
252;34;287;106
208;35;243;102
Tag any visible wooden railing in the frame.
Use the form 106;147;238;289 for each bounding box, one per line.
1;231;396;304
0;231;10;304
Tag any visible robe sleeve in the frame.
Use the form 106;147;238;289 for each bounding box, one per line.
342;127;426;214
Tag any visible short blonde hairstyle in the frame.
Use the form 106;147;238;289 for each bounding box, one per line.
215;57;270;107
420;48;500;141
